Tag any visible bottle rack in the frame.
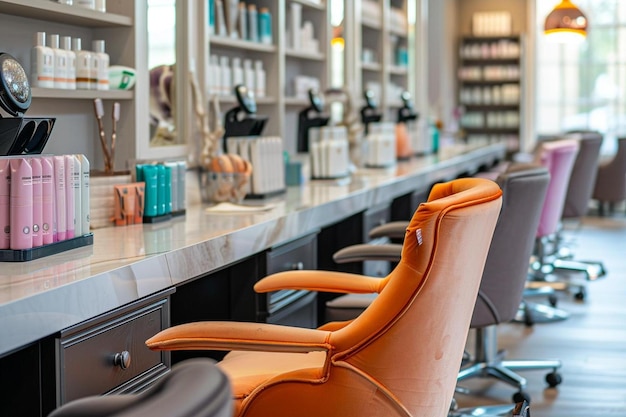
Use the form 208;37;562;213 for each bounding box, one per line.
457;35;523;153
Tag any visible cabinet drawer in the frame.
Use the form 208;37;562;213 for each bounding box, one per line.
266;233;317;275
263;233;317;327
58;290;172;404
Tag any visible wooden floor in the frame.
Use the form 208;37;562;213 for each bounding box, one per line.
454;212;626;417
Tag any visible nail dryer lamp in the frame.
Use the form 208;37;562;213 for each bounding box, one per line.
297;88;330;153
359;89;382;136
396;91;418;160
0;53;55;156
223;84;268;146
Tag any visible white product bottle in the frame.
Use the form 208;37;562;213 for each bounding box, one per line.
31;32;55;89
232;57;244;87
243;59;255;93
48;34;68;89
254;60;265;98
72;38;94;90
75;0;95;9
209;54;221;96
220;56;231;96
62;36;76;90
92;40;110;90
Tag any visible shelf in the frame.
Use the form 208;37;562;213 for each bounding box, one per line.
460;104;520;110
460;57;520;64
388;25;408;37
210;37;277;53
459;79;520;85
284;97;310;106
0;0;132;27
463;127;520;134
362;15;382;30
31;88;134;100
388;65;408;75
290;0;326;11
218;96;277;105
285;49;325;61
361;62;382;72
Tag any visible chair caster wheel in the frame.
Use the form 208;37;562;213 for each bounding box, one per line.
548;293;558;307
523;304;535;327
513;390;531;404
574;289;586;301
546;371;562;387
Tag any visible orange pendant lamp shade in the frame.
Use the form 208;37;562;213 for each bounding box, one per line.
544;0;588;40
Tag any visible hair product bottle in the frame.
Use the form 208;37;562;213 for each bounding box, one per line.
72;38;94;90
92;40;110;90
31;32;55;88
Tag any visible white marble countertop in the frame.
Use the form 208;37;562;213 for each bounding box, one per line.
0;144;505;357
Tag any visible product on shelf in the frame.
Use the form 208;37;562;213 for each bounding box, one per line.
31;32;55;89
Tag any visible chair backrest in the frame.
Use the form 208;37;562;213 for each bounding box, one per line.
325;178;502;416
593;137;626;202
534;139;579;237
471;163;550;328
562;132;603;218
47;358;232;417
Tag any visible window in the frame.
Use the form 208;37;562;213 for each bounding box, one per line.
536;0;626;154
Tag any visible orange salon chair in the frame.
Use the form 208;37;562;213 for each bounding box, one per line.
146;178;503;417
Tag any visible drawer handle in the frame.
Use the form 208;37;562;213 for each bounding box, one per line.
113;351;131;370
291;262;304;270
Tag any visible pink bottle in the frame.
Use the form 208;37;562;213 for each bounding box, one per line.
0;158;10;249
41;157;54;245
64;155;76;239
53;156;66;242
10;158;33;250
30;157;43;247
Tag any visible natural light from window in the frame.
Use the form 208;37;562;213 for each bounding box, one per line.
536;0;626;155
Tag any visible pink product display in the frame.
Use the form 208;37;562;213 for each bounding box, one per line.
0;154;92;259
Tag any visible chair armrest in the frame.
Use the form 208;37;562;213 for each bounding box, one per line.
333;243;402;264
146;321;331;353
368;221;408;239
254;270;385;294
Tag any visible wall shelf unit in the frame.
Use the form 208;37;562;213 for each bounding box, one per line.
344;0;413;122
457;35;524;154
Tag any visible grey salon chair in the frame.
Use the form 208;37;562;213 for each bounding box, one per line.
48;358;232;417
592;136;626;215
329;164;562;406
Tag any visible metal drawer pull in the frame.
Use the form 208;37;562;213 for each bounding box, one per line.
113;351;131;370
291;262;304;270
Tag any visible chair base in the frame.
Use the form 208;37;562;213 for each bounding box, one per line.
513;300;570;326
458;326;562;404
449;404;515;417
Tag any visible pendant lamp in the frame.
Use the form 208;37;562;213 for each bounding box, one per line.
544;0;588;42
